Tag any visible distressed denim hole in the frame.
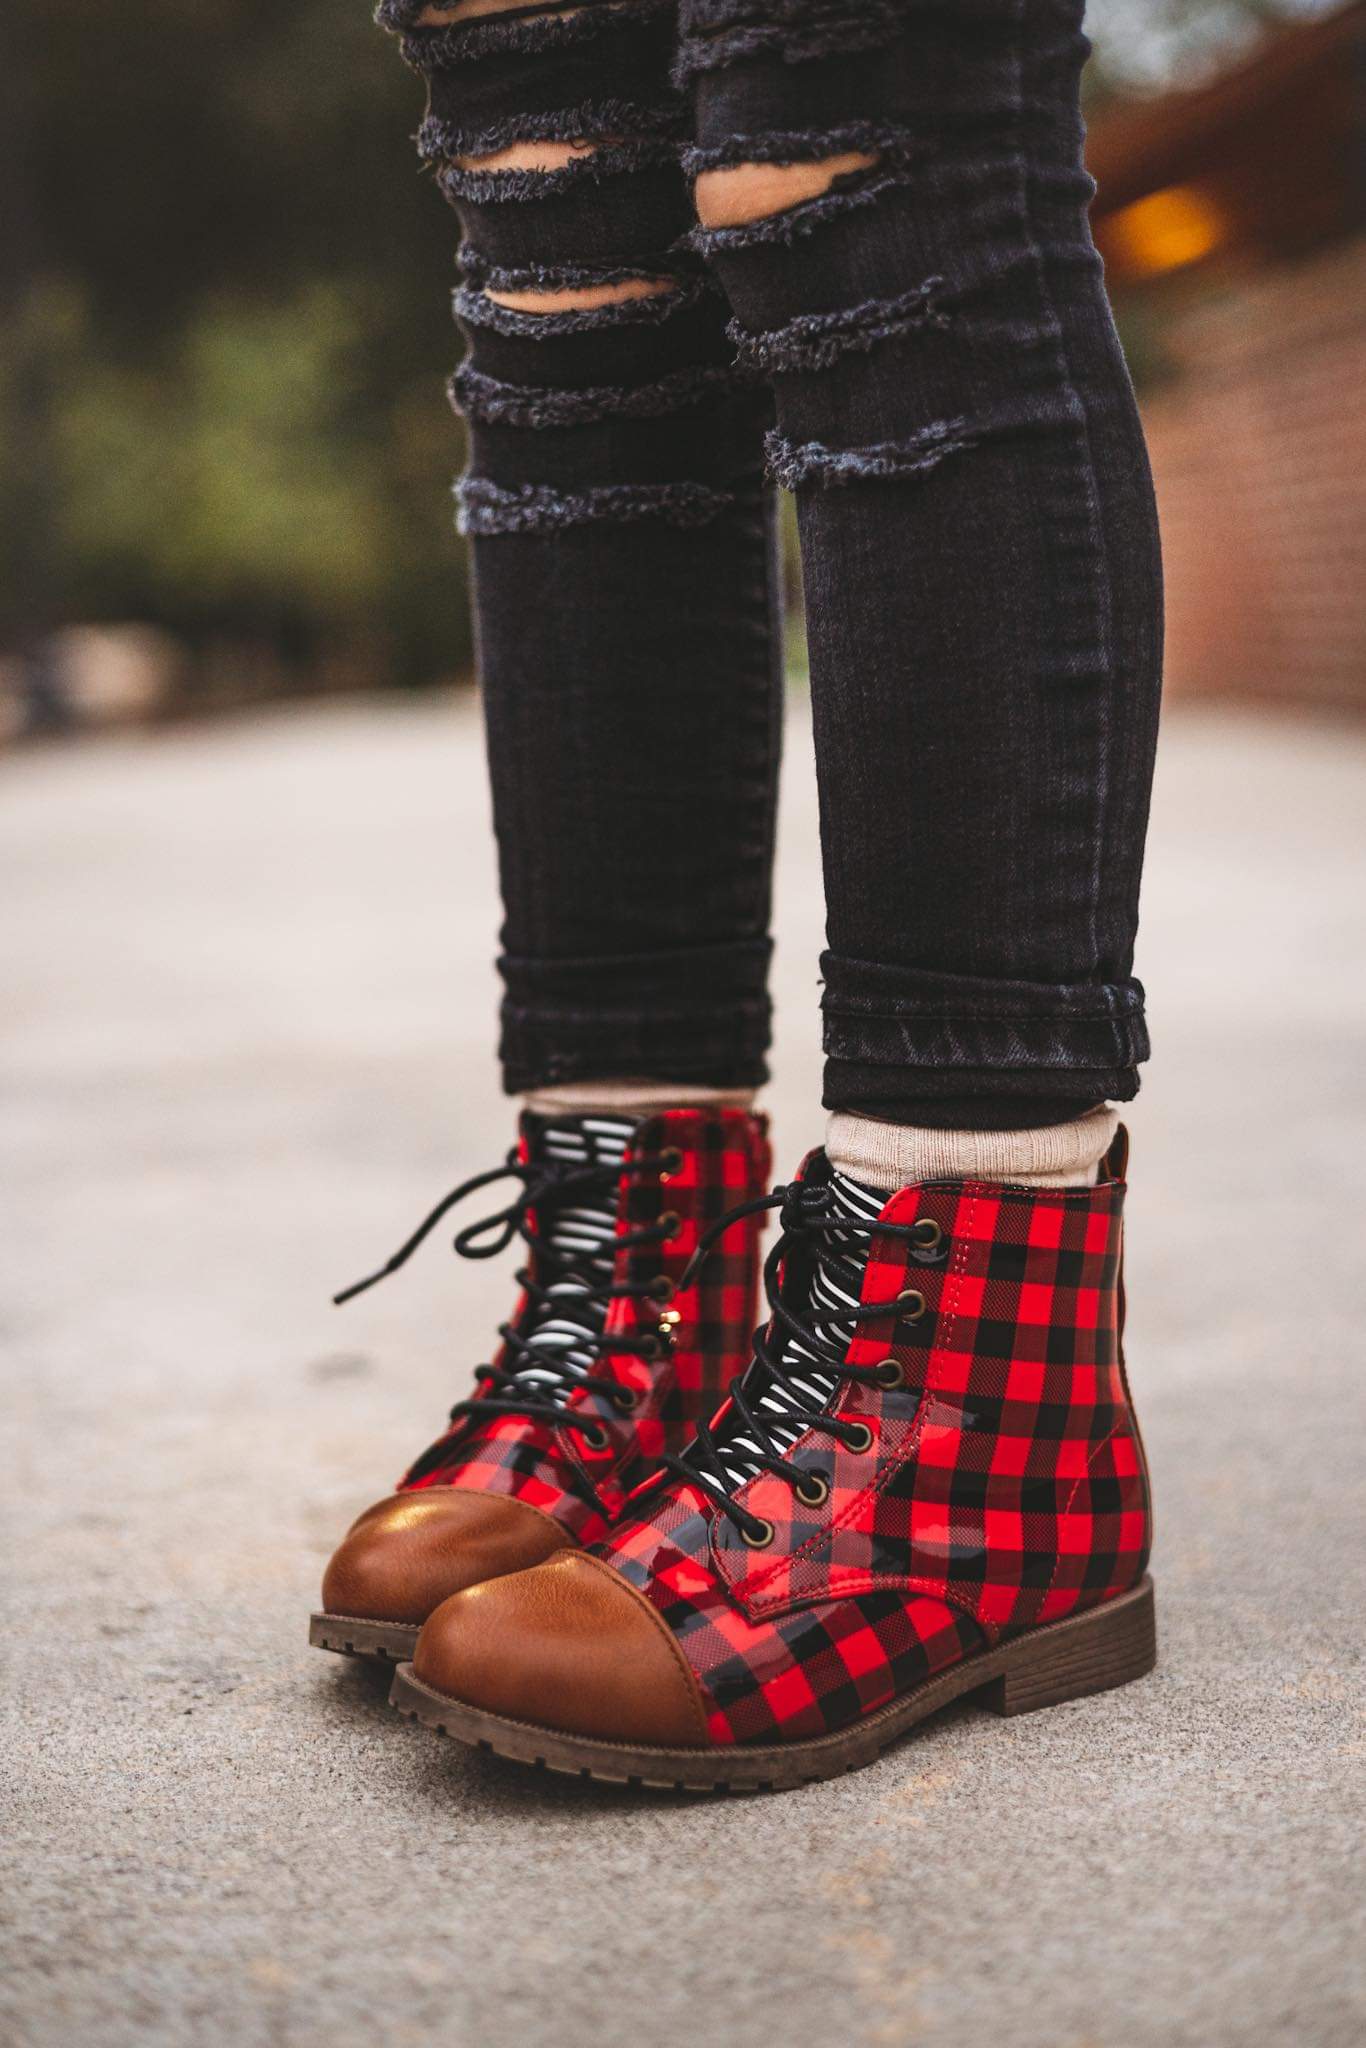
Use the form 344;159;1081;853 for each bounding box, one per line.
694;152;880;231
419;0;588;23
454;136;612;174
483;275;677;314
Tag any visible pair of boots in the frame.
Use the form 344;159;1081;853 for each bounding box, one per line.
313;1104;1155;1791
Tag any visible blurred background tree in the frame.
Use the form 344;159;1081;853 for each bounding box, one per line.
3;0;463;701
0;0;1345;709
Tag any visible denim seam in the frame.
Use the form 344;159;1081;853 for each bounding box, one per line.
820;1021;1149;1070
818;972;1147;1021
501;935;773;973
437;137;680;203
503;999;773;1030
391;0;673;73
1008;0;1114;973
457;477;737;534
681;123;918;178
821;1001;1145;1025
450;361;745;429
728;477;784;1027
727;278;949;374
672;5;905;83
766;422;977;491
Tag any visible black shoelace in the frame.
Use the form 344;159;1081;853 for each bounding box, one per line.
664;1177;942;1544
333;1135;678;1447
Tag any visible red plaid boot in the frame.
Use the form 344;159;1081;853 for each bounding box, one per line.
392;1132;1155;1788
311;1106;770;1662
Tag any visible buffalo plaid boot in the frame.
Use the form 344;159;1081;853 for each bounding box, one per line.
391;1131;1155;1788
311;1106;770;1663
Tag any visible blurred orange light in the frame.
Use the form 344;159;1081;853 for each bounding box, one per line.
1105;184;1226;279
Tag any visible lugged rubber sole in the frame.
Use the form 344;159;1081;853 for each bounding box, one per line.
309;1612;421;1663
387;1575;1156;1793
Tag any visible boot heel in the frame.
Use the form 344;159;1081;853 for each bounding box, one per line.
983;1578;1156;1718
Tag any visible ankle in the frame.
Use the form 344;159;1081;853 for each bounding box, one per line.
826;1104;1119;1191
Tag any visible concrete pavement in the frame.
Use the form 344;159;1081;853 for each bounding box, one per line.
2;694;1363;2047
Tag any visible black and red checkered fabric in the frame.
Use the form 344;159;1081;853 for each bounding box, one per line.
401;1107;771;1545
597;1156;1151;1746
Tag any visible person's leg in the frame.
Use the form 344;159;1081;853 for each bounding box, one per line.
684;0;1162;1139
313;0;780;1660
385;0;784;1092
403;0;1161;1783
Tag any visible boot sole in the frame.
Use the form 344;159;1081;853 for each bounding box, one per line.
387;1575;1156;1792
309;1612;421;1662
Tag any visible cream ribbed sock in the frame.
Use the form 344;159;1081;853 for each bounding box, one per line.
525;1078;756;1118
826;1104;1119;1193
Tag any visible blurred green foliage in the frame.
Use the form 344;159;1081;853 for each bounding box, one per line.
4;0;470;686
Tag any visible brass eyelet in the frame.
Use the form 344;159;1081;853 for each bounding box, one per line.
912;1218;944;1254
795;1472;830;1509
843;1421;874;1454
740;1518;775;1549
895;1289;926;1321
612;1386;639;1414
648;1274;676;1303
579;1423;609;1451
659;1147;684;1178
658;1210;682;1239
873;1357;905;1390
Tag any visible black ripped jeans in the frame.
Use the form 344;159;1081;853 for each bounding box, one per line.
379;0;1163;1130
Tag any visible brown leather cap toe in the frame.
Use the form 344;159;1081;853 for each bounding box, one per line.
412;1549;709;1746
320;1489;572;1627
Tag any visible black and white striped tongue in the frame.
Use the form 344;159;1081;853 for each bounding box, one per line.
719;1169;887;1490
511;1115;638;1398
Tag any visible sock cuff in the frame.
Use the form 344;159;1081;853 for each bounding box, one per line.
826;1104;1119;1191
525;1078;757;1118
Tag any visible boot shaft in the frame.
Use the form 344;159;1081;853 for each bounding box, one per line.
706;1143;1150;1634
403;1105;771;1531
556;1105;772;1514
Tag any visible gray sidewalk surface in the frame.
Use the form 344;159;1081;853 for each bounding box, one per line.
2;695;1363;2047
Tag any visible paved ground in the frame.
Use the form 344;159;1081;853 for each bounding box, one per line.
2;694;1364;2048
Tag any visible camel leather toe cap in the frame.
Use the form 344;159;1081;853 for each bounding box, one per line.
320;1488;572;1627
413;1550;709;1747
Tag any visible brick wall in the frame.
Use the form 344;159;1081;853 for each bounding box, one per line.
1138;237;1366;710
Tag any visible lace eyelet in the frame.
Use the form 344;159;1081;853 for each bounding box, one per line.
648;1273;676;1302
659;1147;684;1178
912;1218;944;1254
579;1423;609;1451
658;1210;682;1239
612;1387;639;1414
634;1335;661;1361
795;1472;830;1509
873;1357;905;1390
895;1290;926;1320
740;1517;775;1549
843;1421;874;1454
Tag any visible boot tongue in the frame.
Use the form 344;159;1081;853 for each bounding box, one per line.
513;1114;639;1396
718;1167;887;1488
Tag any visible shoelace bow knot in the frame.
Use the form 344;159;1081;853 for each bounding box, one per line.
668;1176;941;1543
334;1141;677;1443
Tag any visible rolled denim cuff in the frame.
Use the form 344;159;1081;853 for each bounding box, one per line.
500;939;773;1094
820;953;1148;1115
